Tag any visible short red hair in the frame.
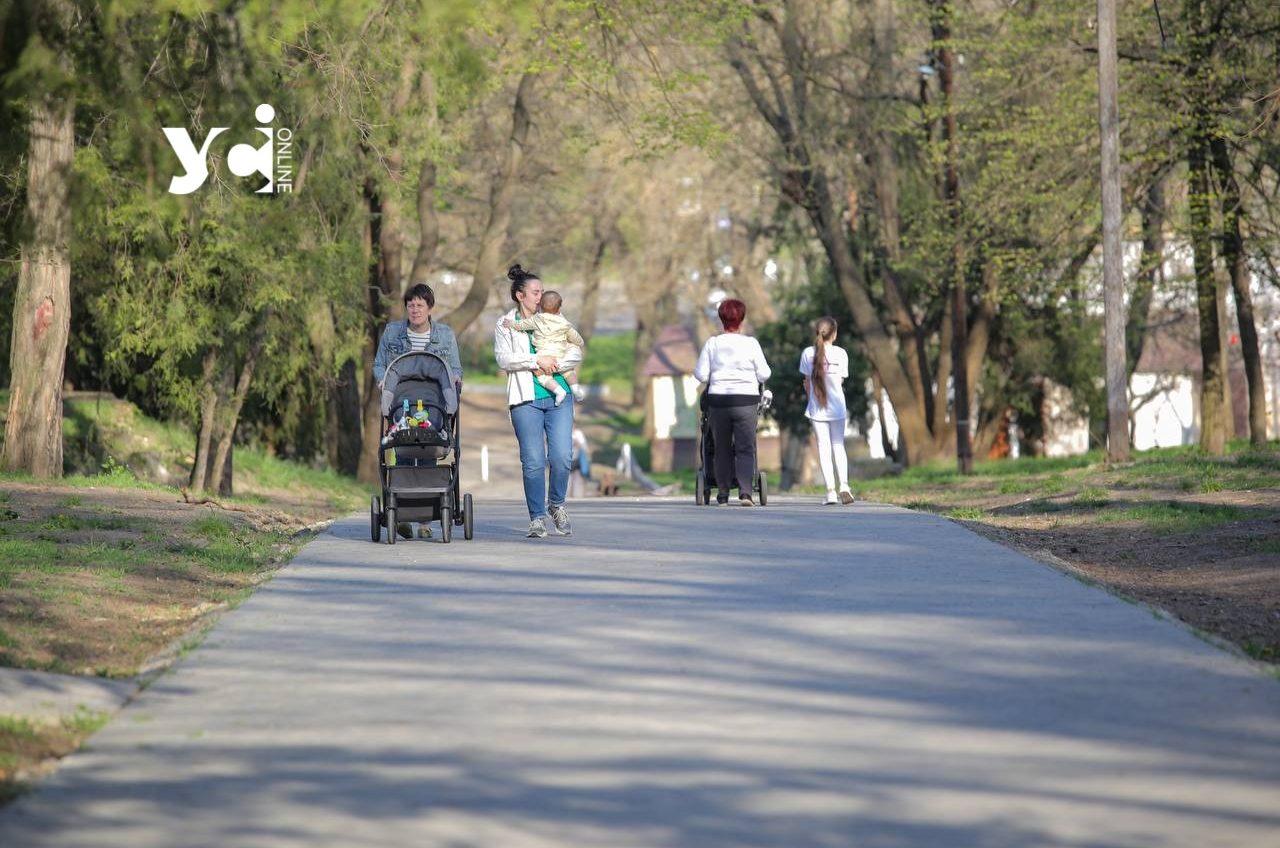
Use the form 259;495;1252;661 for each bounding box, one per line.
717;298;746;332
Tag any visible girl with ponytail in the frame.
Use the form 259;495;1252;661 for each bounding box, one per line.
799;317;854;505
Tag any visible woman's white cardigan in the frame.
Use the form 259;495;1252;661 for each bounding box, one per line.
494;308;583;407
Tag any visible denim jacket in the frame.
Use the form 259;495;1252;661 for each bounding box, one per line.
372;319;463;385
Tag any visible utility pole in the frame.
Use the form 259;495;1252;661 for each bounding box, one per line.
932;0;972;473
1098;0;1131;462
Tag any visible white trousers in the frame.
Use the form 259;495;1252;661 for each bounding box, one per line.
811;417;849;491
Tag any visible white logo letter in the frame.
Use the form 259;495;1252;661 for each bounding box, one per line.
162;126;228;194
227;105;276;193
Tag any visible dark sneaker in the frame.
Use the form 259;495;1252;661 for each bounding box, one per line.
549;505;572;536
739;495;755;507
397;522;414;539
527;518;548;538
839;489;855;505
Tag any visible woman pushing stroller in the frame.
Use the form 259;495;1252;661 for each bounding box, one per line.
373;283;463;540
694;299;771;506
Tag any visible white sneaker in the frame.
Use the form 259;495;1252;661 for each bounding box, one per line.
839;488;855;505
548;504;572;536
824;491;839;505
527;518;548;538
572;385;587;402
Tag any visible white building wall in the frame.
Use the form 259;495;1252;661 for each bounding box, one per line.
1130;373;1197;450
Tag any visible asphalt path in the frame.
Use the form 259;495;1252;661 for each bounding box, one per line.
2;497;1277;847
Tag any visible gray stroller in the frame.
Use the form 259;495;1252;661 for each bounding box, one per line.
369;350;473;544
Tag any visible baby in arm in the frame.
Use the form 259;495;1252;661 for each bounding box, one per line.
503;289;586;406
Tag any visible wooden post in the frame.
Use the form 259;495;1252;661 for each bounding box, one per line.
1098;0;1131;462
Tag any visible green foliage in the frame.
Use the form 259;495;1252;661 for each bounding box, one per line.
579;331;635;390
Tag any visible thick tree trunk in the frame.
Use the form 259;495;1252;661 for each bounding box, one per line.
727;19;943;466
1188;138;1226;455
358;181;386;485
2;91;74;478
811;176;937;465
408;158;439;286
1210;136;1267;443
331;358;363;476
963;261;999;428
933;0;973;473
579;212;619;343
207;321;267;496
443;73;535;336
408;70;440;287
189;351;219;492
192;367;233;495
1216;272;1233;438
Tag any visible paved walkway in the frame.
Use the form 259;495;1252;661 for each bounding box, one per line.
2;498;1277;847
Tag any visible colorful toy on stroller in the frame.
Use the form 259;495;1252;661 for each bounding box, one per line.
369;350;474;544
694;385;770;506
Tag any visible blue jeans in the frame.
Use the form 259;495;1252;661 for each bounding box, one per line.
510;396;574;520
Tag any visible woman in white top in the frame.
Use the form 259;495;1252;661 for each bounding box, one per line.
693;299;772;506
799;316;854;505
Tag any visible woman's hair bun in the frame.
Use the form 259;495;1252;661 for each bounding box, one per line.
507;264;525;282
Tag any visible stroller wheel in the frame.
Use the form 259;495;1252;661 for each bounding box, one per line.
370;496;382;543
757;471;768;506
463;493;474;540
385;506;396;545
439;507;452;543
695;471;706;505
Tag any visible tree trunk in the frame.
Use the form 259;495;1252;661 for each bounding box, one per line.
1188;137;1226;455
1127;175;1165;378
933;0;973;473
379;165;406;323
331;357;363;475
408;71;440;286
408;158;439;286
207;320;268;496
727;21;942;466
2;85;74;478
443;73;535;336
1216;270;1233;439
963;260;999;428
192;366;233;495
1210;135;1267;443
189;350;219;492
580;212;619;343
358;180;386;485
1097;0;1131;463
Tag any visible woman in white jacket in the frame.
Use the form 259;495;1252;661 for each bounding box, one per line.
494;264;582;538
693;299;771;506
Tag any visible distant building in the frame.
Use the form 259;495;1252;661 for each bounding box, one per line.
643;325;702;473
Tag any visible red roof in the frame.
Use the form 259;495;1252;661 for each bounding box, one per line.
642;324;700;377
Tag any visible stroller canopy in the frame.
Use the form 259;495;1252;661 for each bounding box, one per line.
380;351;459;419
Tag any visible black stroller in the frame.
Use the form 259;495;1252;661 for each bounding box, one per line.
694;386;769;506
369;350;473;544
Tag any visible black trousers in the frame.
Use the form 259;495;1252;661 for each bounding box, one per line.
708;404;758;499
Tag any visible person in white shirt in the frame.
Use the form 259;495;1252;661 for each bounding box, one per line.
693;299;772;506
799;316;854;505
